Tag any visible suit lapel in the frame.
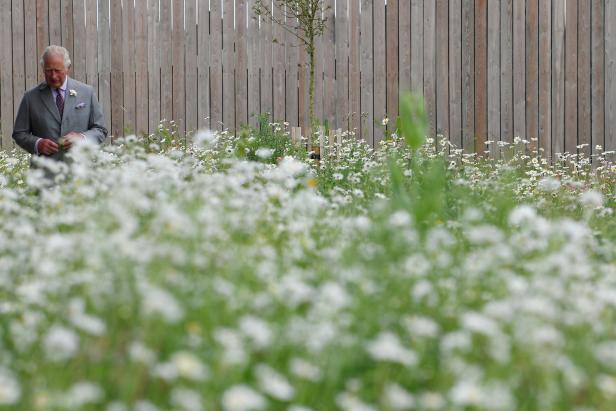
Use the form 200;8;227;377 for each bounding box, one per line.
63;78;75;125
38;83;62;124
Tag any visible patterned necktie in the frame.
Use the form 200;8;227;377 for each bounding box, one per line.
56;89;64;118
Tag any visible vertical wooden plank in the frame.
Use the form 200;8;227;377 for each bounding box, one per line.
487;0;500;153
526;0;539;149
298;45;310;131
475;0;488;154
36;0;50;82
607;0;616;151
160;0;173;126
247;0;259;127
314;7;324;127
198;0;210;129
124;0;136;135
349;0;361;136
386;0;399;134
436;0;448;140
72;0;86;82
172;0;186;135
578;0;591;157
98;0;111;140
399;0;411;94
286;10;298;127
591;0;605;155
500;0;513;145
335;0;348;130
513;0;525;141
234;0;247;127
259;3;272;121
0;3;13;147
449;0;462;148
210;0;223;130
223;0;235;130
86;0;99;90
61;0;74;57
462;0;475;153
564;0;578;153
135;0;149;135
49;0;62;46
538;0;551;157
110;0;123;138
323;0;336;127
147;0;161;133
272;3;286;122
185;0;198;134
552;0;566;156
374;0;386;144
360;0;374;146
24;0;38;89
410;0;423;94
424;0;436;139
12;0;25;122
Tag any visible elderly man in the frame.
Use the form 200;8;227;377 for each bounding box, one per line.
12;45;107;164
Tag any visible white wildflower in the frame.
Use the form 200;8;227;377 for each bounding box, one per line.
450;380;483;406
152;362;178;381
594;341;616;368
508;205;537;226
461;312;501;337
239;316;273;349
384;383;415;410
193;129;217;147
389;210;412;228
537;177;561;192
289;358;322;382
366;332;417;366
171;387;203;411
0;367;21;405
579;190;604;209
214;328;247;365
256;148;275;159
69;299;106;336
44;325;79;362
336;392;377;411
256;364;295;401
129;341;157;365
172;351;209;381
222;385;266;411
404;315;439;338
141;284;184;323
419;392;446;410
66;381;103;407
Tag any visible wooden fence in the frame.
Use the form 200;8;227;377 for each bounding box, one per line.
0;0;614;159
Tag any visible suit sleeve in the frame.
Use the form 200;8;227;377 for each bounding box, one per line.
82;88;108;144
12;93;41;154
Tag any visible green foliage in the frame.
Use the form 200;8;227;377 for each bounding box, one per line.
235;115;307;163
398;92;427;150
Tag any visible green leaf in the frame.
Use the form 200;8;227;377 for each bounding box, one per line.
398;92;427;150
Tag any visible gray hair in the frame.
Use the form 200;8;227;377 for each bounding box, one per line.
40;45;72;68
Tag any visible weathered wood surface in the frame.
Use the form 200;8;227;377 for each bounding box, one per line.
0;0;613;160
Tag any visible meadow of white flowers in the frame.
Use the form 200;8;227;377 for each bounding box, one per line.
0;123;614;410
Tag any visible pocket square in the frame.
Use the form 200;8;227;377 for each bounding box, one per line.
75;102;87;109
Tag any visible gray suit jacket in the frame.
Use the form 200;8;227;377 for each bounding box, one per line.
12;77;107;162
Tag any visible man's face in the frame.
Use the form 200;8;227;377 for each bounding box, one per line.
43;54;69;89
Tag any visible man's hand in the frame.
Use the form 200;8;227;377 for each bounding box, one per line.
60;132;85;151
37;138;59;156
